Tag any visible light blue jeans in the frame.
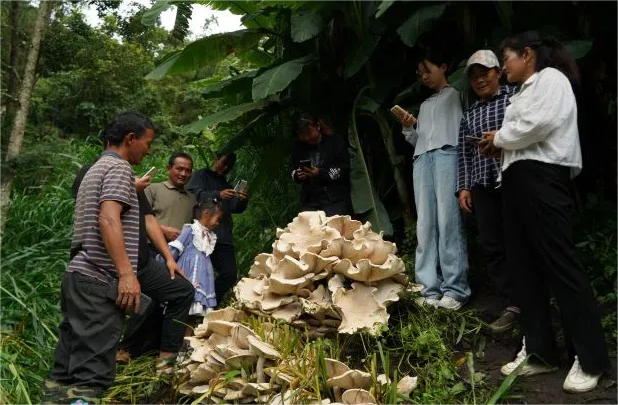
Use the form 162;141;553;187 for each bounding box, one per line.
412;146;470;301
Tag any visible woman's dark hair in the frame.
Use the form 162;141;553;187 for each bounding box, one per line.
103;111;154;146
168;151;193;167
500;31;580;87
295;112;334;135
419;46;454;77
193;197;222;220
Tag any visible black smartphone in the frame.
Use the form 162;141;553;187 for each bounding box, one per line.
299;159;312;168
465;135;483;142
106;278;152;316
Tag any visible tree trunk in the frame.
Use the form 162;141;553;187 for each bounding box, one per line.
6;0;20;110
2;0;52;242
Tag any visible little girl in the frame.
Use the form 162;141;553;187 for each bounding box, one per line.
164;198;222;317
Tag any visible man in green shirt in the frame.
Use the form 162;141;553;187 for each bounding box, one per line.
145;152;196;241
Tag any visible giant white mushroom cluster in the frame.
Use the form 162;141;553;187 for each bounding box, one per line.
234;211;409;336
175;307;418;404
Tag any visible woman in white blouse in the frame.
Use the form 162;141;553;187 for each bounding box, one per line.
480;31;609;394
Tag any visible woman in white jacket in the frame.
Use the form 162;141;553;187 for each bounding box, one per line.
480;31;610;394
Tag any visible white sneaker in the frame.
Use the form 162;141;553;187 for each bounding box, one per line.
414;297;440;308
563;356;602;393
437;296;464;311
500;337;558;376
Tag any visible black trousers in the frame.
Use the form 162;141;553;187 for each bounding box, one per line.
49;272;124;389
471;184;517;308
121;257;193;354
301;197;350;217
502;160;610;373
210;242;237;304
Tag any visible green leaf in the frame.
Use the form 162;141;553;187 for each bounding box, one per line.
197;70;258;100
397;3;446;47
169;2;193;43
141;0;176;26
357;95;380;113
393;81;421;104
564;39;594;59
145;30;264;79
252;56;315;101
375;0;396;18
448;61;467;92
291;8;326;42
348;87;394;236
181;99;270;134
344;32;382;78
218;111;273;154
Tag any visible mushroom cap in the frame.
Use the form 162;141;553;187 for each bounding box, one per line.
189;345;210;362
223;389;247;401
341;388;377;405
332;283;388;335
241;383;272;397
247;335;281;359
323;215;363;240
231;324;259;350
259;292;296;312
270;301;302;322
323;358;350;378
272;256;311;279
191;385;210;394
203;307;246;323
265;368;294;385
225;353;259;369
326;369;372;389
234;278;264;309
206;320;236;337
396;375;418;395
267;273;314;295
300;251;338;273
371;278;404;307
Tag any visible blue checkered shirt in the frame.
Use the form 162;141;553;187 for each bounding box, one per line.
457;85;517;193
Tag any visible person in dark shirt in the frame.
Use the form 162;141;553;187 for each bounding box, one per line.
290;112;351;216
186;152;248;304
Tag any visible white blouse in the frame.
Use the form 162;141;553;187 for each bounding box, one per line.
493;67;582;178
402;85;462;157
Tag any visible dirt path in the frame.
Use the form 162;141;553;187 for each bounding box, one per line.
468;289;617;404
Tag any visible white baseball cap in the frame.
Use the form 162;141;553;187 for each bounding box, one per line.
464;50;500;75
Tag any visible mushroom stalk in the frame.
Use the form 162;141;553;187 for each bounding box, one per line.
333;386;342;403
256;356;266;383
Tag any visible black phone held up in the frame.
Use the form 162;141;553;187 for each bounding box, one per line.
106;278;152;316
299;159;312;169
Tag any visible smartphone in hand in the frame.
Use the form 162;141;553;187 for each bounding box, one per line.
465;135;484;142
234;180;248;192
390;105;412;121
299;159;312;169
142;167;158;177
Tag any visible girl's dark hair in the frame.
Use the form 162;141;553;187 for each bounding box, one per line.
295;112;334;135
193;197;222;220
103;111;154;146
500;31;580;87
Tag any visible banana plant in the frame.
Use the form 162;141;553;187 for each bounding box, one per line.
141;0;595;236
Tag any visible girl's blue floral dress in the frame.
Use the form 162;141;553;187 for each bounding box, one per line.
166;220;217;315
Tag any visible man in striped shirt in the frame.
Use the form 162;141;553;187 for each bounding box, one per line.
45;112;156;403
456;50;520;333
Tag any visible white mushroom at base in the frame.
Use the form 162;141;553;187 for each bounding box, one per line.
341;388;377;405
396;375;418;395
247;335;281;383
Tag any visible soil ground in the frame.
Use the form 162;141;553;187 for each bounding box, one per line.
467;288;617;404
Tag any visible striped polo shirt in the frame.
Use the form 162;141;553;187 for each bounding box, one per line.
67;152;139;283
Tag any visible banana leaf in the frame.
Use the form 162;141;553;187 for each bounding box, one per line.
348;87;394;236
252;55;315;101
181;99;270;134
397;3;447;47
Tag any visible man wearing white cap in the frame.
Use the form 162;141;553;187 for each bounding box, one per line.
456;50;520;333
